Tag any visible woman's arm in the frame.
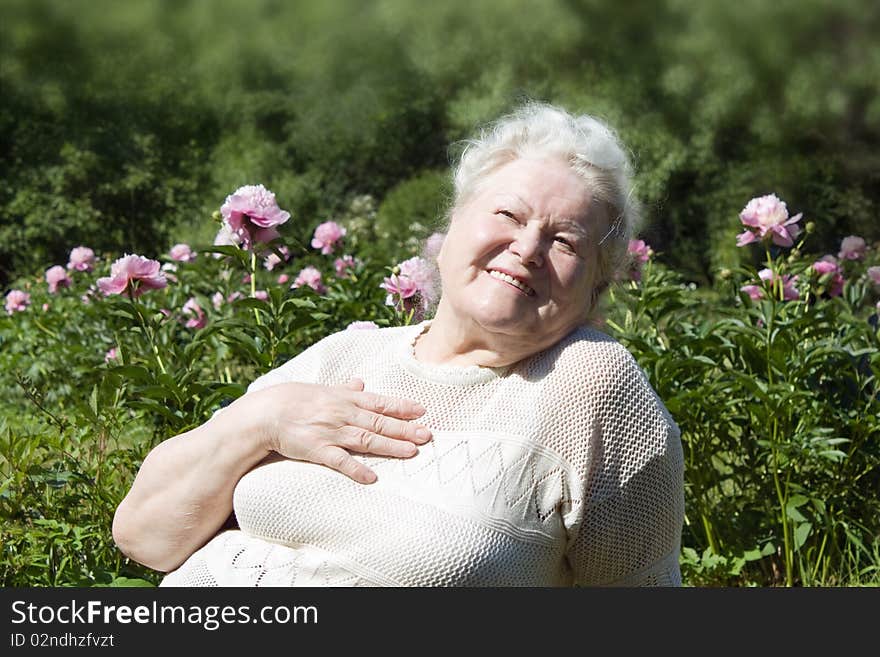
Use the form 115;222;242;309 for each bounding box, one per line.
112;379;431;573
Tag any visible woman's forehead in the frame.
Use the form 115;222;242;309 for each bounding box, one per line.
481;158;593;210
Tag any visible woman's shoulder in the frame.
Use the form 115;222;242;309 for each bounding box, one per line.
310;322;416;358
538;324;642;380
246;323;411;393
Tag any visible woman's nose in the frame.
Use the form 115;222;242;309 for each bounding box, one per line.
509;225;544;267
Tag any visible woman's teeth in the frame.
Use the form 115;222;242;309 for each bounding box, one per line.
488;270;534;296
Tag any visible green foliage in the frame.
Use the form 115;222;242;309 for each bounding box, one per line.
0;203;413;585
375;169;452;255
2;0;878;286
605;242;880;586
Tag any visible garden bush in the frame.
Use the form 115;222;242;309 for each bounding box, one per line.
2;184;878;586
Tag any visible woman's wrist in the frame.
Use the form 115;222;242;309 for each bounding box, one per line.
207;393;275;464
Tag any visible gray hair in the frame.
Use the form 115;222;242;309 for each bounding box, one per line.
444;101;641;293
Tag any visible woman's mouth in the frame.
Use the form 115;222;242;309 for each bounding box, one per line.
487;269;535;296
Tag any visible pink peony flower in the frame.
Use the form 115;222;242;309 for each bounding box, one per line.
181;297;206;329
67;246;95;272
758;268;799;300
45;265;72;294
169;243;197;262
740;284;764;301
42;303;49;312
104;347;119;363
381;272;421;303
226;291;244;304
628;239;654;264
626;239;654;281
346;321;379;330
424;232;445;260
812;257;845;297
334;255;357;278
291;266;326;294
402;256;436;293
160;262;179;284
867;266;880;286
311;221;346;255
211;291;224;310
263;246;290;271
838;236;866;261
736;194;803;248
220;184;291;250
381;256;438;319
5;290;30;314
213;223;240;250
254;290;268;301
276;273;290;285
97;254;167;297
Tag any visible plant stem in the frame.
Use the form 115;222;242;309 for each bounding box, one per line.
129;288;166;375
771;417;793;586
701;513;719;554
32;318;59;339
250;251;262;327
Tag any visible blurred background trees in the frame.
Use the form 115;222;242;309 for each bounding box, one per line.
2;0;878;285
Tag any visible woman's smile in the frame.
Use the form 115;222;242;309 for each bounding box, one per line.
485;268;536;297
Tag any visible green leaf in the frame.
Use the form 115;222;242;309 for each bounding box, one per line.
233;297;271;311
106;577;156;587
743;548;764;562
787;494;809;509
110;365;153;384
794;522;812;551
786;505;808;523
89;386;99;417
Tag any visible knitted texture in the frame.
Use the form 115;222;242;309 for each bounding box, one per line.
161;322;684;587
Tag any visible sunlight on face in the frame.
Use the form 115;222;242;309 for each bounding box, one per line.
437;156;606;346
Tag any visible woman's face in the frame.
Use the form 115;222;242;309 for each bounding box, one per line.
437;156;605;346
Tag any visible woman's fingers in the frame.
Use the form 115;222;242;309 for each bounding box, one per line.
347;388;427;420
350;407;431;444
311;445;377;485
340;427;419;458
337;378;365;392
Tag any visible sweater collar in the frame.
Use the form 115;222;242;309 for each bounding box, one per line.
395;321;509;386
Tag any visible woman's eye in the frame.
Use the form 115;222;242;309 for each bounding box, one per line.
497;210;517;221
554;236;575;250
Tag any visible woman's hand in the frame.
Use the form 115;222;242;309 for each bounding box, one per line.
248;377;432;484
113;377;432;571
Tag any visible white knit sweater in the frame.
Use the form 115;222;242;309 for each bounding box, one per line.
160;321;684;587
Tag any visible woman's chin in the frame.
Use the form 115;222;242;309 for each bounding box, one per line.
472;313;535;336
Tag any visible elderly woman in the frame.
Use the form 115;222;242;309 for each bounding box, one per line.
113;102;684;586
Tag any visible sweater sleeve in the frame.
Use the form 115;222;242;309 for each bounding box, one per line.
244;333;338;394
565;347;685;587
207;335;333;425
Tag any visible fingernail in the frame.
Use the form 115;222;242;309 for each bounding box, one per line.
416;428;431;441
413;403;426;415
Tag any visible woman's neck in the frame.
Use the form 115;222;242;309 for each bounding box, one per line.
413;304;561;369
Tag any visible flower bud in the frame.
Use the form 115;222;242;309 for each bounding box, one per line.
805;221;816;234
212;210;222;223
718;268;732;280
